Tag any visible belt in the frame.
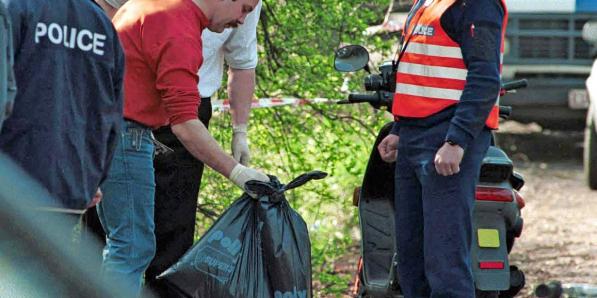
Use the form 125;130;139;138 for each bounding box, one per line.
124;118;151;130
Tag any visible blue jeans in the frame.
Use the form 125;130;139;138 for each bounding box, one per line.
394;121;491;298
97;120;155;295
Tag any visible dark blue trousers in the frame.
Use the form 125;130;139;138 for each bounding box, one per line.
394;121;491;298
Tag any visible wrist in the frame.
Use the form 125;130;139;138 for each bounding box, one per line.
445;124;472;151
390;121;401;136
444;139;464;151
233;123;248;134
229;163;245;183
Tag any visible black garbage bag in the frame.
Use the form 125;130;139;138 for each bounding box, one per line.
158;171;327;298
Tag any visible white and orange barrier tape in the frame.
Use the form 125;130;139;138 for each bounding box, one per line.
211;97;336;112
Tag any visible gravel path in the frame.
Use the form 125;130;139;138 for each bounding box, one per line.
511;161;597;296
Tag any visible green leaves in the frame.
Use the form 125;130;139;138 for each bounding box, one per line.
257;0;391;99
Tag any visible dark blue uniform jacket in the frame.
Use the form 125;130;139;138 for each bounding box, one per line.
0;0;124;210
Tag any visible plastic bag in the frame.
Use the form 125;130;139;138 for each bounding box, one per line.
158;171;327;298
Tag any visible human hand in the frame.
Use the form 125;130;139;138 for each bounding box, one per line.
86;188;102;209
229;164;270;198
232;124;250;166
434;142;464;176
378;134;400;163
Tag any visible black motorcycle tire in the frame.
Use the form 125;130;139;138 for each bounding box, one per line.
498;266;526;298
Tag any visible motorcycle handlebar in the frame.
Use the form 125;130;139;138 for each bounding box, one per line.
341;80;527;116
346;80;528;104
338;92;392;110
347;93;379;103
499;106;512;118
501;79;528;92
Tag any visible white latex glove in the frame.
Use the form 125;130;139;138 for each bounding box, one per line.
229;164;270;198
232;124;250;166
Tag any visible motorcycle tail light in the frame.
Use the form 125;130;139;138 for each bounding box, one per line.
514;190;525;209
479;261;504;270
475;187;513;202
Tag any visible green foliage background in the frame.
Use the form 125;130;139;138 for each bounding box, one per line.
198;0;394;296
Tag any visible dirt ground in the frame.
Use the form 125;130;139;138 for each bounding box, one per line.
503;125;597;296
510;159;597;296
322;122;597;297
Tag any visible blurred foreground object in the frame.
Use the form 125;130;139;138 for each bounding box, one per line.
0;153;144;298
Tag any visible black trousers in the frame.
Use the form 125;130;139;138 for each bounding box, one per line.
82;98;212;297
145;98;212;296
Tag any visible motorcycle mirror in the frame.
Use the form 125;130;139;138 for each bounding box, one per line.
582;21;597;44
334;45;370;72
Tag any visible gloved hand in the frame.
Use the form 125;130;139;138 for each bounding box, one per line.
232;124;250;166
229;163;270;198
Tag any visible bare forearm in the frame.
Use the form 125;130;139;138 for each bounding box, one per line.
171;119;237;177
228;68;255;126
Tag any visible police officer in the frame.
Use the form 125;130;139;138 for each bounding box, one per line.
0;0;124;215
377;0;508;296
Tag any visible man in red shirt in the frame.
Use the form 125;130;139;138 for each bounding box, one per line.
95;0;266;294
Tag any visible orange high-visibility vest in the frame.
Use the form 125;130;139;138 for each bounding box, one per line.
391;0;508;129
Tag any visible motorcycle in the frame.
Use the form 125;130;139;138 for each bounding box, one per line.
333;45;527;298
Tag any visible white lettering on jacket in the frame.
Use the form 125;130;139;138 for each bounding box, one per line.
412;24;435;37
35;22;107;56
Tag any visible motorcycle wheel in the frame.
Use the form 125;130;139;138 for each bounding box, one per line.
584;118;597;190
498;266;526;298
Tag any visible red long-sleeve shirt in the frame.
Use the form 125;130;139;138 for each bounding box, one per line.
113;0;208;128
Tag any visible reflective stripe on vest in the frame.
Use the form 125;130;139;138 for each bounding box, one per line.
391;0;508;129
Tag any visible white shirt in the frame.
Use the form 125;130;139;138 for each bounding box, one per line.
198;1;262;98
